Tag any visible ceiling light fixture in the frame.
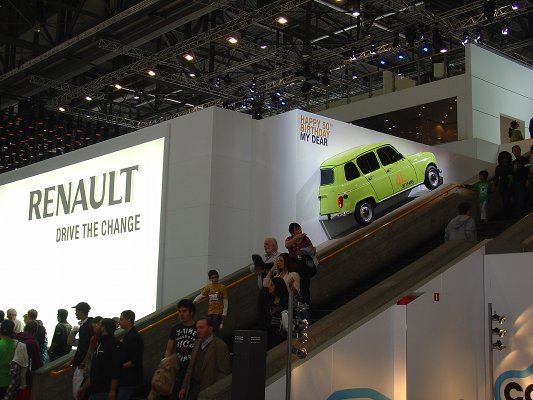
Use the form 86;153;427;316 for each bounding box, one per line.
227;36;239;44
276;16;288;25
114;84;122;89
58;107;65;112
85;96;93;101
183;53;194;61
147;70;156;76
351;0;361;17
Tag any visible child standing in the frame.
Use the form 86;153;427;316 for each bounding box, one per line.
194;269;228;332
465;170;491;222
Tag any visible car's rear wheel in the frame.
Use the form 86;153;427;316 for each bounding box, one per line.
424;165;440;190
355;200;374;225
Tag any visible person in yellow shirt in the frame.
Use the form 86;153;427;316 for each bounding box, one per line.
194;270;228;333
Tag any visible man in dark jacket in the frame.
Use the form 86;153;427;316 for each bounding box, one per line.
78;318;121;400
117;310;143;400
48;309;72;361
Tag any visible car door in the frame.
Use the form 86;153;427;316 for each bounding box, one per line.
376;145;418;194
356;151;393;201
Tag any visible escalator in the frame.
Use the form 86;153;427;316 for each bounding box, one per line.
32;183;508;400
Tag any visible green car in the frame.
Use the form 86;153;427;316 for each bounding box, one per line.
319;142;441;225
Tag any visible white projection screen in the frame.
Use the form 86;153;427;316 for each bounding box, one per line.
0;137;165;339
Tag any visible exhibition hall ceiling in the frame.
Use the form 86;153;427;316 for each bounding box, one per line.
0;0;532;172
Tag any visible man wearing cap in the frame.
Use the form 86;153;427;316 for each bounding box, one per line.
49;309;72;361
6;309;24;334
65;302;93;399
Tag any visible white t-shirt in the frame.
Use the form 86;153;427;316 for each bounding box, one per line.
12;340;29;388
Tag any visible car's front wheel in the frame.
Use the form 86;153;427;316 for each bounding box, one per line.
355;200;374;225
424;165;440;190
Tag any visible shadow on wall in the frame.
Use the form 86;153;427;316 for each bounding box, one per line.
500;114;525;144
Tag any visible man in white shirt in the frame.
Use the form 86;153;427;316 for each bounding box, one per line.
6;309;24;334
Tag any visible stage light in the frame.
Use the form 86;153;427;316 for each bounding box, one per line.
292;347;307;359
250;78;256;93
492;327;507;337
147;70;156;77
501;25;509;35
492;313;506;324
214;76;221;88
58;107;65;112
492;340;506;351
351;71;358;79
276;16;288;25
484;0;495;22
398;51;405;60
227;36;238;44
370;42;376;55
474;30;483;43
85;96;93;101
275;89;282;97
511;2;519;10
461;33;470;45
133;94;140;100
183;53;194;61
189;72;196;78
393;32;400;47
350;0;361;17
422;44;430;52
350;47;357;61
379;58;386;65
280;99;286;107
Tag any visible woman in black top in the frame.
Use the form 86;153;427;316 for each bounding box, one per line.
263;277;289;348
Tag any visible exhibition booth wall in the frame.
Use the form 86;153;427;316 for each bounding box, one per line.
265;246;533;400
0;105;492;337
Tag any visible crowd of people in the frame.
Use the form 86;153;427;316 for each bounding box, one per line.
0;221;316;400
446;143;533;242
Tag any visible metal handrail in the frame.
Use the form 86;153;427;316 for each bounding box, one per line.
49;184;460;377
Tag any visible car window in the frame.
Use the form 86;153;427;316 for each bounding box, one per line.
344;161;360;181
357;152;380;174
377;146;401;166
320;168;334;185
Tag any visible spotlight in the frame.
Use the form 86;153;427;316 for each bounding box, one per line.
189;72;196;78
183;53;194;61
85;96;93;101
393;32;400;47
350;47;357;61
214;76;221;88
492;340;506;351
276;16;288;25
501;25;509;35
461;33;470;46
114;84;123;89
291;347;308;359
474;30;483;43
380;58;386;65
484;0;495;22
422;44;430;53
147;70;156;77
351;71;358;79
492;313;506;324
58;107;65;112
275;89;282;97
227;36;239;44
511;2;519;10
280;99;286;107
370;42;376;55
250;78;256;93
398;51;405;60
350;0;361;16
133;94;140;100
296;332;309;343
492;327;507;337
